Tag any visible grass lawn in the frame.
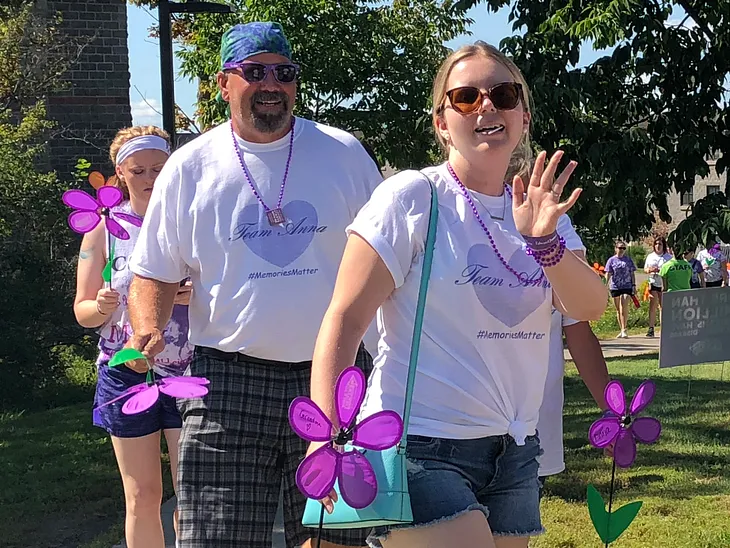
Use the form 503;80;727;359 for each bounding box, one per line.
0;402;174;548
534;355;730;548
2;354;727;547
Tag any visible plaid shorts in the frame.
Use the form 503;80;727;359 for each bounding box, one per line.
176;345;373;548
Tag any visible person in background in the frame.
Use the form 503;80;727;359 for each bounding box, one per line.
604;241;636;338
697;240;728;288
643;237;671;337
537;311;610;493
684;249;705;289
660;247;692;292
73;126;192;548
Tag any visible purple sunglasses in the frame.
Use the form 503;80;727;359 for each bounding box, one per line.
222;61;300;84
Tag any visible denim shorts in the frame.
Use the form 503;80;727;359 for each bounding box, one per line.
368;433;544;546
92;364;182;438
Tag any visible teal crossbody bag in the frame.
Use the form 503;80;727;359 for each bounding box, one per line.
302;175;439;529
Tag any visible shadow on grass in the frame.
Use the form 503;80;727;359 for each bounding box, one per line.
0;404;125;548
0;402;177;548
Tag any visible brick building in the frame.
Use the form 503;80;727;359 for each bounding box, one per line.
40;0;132;178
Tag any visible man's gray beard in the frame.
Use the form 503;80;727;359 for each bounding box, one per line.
247;92;291;134
250;109;289;133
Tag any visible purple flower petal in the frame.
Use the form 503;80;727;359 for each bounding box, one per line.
113;211;143;227
162;376;209;385
614;427;637;468
95;382;149;409
335;367;366;430
589;417;621;449
289;397;334;442
604;380;627;417
339;450;377;509
352;411;403;450
296;444;338;500
121;384;160;415
63;189;99;211
631;417;661;444
630;380;656;415
97;186;123;208
105;217;130;240
159;378;208;398
68;211;101;234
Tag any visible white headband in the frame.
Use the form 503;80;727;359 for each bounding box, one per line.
116;135;170;166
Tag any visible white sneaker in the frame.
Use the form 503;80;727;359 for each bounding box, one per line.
619;330;628;338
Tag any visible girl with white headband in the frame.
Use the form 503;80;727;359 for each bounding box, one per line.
73;126;192;548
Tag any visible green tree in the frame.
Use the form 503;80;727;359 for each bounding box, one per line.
455;0;729;246
0;2;91;407
131;0;470;169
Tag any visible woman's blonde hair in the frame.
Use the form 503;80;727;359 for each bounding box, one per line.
432;41;533;182
108;125;170;199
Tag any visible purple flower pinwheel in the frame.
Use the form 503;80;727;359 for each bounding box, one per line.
98;374;210;415
589;380;662;468
62;186;142;240
96;348;210;415
289;367;403;509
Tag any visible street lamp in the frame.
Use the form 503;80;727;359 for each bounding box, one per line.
158;0;232;147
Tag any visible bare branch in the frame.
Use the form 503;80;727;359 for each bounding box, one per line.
175;104;201;133
133;85;164;117
674;0;713;41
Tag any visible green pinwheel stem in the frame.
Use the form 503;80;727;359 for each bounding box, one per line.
587;484;643;545
109;348;147;368
102;237;116;283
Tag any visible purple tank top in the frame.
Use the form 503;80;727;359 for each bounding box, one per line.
96;201;193;376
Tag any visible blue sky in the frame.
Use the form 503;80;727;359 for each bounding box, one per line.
127;3;686;126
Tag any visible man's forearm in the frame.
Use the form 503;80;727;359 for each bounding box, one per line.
564;321;610;410
129;274;178;332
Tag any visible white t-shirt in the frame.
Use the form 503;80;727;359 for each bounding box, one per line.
129;118;382;362
350;164;584;443
645;251;672;287
536;310;579;476
696;248;727;283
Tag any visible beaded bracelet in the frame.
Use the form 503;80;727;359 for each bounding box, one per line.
526;236;566;267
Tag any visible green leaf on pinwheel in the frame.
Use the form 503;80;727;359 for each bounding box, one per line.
587;484;643;544
109;348;146;367
102;238;115;283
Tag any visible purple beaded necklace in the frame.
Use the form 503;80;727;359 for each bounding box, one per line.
231;118;295;226
446;162;545;285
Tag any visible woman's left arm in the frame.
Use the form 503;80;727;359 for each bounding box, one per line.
628;258;637;289
513;150;607;321
549;251;606;320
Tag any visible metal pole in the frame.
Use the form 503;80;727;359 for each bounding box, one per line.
157;1;231;148
687;364;693;399
158;0;176;147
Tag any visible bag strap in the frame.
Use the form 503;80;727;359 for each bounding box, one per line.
399;176;439;446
